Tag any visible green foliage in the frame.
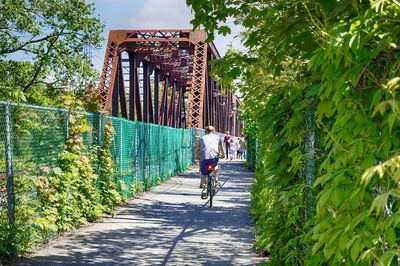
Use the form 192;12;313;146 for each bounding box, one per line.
0;0;103;103
1;108;107;260
98;121;122;216
13;173;57;254
46;112;103;231
0;59;91;108
0;100;195;261
308;2;400;264
131;180;145;197
189;0;400;264
83;85;103;113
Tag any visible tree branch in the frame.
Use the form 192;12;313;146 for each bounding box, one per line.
23;25;67;93
0;33;60;55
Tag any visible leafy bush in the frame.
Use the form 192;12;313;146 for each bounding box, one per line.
46;112;103;231
131;181;145;197
189;0;400;264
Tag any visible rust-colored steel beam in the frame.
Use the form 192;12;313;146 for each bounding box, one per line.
154;69;160;124
143;61;150;123
176;86;183;128
98;29;242;135
187;42;207;129
167;81;176;127
118;56;128;119
159;76;169;126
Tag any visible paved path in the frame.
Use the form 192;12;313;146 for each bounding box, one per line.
16;160;262;266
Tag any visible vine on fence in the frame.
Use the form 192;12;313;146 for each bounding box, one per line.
98;121;121;216
45;112;103;231
0;101;194;261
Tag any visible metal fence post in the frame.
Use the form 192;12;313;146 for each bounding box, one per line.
64;110;70;140
141;124;146;189
96;113;103;146
303;97;317;256
148;125;152;186
304;105;316;210
96;113;102;176
4;103;16;257
120;121;123;178
144;124;149;190
192;129;195;164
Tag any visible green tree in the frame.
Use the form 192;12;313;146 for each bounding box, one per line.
0;0;103;99
0;60;76;105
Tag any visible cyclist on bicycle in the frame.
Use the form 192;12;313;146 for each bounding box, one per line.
199;126;225;188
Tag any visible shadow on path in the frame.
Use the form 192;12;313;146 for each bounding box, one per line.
15;161;262;266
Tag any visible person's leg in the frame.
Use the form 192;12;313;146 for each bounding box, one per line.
200;172;206;188
200;160;207;188
211;158;220;182
225;144;229;159
213;165;220;182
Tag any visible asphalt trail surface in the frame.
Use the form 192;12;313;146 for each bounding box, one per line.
15;160;262;266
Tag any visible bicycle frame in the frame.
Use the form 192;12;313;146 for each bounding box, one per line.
206;163;217;207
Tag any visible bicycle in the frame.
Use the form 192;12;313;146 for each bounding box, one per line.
201;162;218;207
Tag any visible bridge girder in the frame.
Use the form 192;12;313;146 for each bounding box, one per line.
98;29;241;135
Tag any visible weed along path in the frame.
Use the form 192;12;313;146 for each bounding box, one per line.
16;161;262;266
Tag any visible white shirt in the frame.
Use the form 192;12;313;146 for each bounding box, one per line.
200;133;222;161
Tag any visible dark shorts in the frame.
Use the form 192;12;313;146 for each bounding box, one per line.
200;158;219;176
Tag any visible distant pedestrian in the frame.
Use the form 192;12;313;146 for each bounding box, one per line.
239;134;247;159
236;138;241;159
229;138;236;160
224;131;232;159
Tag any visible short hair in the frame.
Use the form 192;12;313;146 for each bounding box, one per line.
205;126;215;134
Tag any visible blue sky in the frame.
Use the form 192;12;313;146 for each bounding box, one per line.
88;0;242;72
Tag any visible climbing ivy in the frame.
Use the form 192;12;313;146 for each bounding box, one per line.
188;0;400;264
98;121;122;216
46;111;103;231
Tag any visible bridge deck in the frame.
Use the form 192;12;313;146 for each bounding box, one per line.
15;160;263;266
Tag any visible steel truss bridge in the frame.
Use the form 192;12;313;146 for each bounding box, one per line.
98;29;242;136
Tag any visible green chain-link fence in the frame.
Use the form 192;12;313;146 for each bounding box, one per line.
246;136;257;171
0;101;194;258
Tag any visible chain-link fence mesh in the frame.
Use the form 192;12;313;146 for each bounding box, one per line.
246;136;258;171
0;101;194;257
